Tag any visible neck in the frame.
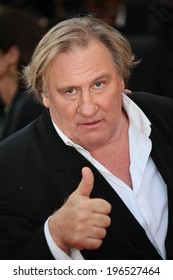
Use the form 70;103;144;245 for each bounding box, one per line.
89;109;132;187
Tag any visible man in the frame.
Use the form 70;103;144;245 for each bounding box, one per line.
0;16;173;260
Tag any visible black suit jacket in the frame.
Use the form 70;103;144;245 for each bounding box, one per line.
0;92;173;260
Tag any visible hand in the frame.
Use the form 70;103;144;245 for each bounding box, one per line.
48;167;112;254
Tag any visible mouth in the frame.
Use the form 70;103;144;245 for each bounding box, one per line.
79;120;103;129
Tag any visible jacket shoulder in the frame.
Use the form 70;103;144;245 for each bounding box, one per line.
128;92;173;141
128;92;173;121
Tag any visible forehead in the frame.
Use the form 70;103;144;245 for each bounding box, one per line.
48;40;116;78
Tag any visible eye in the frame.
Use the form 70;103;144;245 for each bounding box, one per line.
63;87;79;99
66;88;76;95
94;81;104;89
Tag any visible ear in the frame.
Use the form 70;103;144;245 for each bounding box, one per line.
6;45;20;65
42;92;50;108
119;78;125;91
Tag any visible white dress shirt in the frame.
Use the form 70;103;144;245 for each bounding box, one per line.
44;93;168;260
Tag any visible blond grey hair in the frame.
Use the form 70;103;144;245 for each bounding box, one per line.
23;16;137;103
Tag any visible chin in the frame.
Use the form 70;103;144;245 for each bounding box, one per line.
82;138;107;150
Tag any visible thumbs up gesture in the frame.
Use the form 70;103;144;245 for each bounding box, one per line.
48;167;112;254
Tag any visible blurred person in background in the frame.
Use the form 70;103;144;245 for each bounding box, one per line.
0;5;43;140
84;0;120;26
83;0;153;35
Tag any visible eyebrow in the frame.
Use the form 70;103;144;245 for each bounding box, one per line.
94;74;111;80
56;73;111;92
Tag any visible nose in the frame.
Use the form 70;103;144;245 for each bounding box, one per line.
77;92;98;117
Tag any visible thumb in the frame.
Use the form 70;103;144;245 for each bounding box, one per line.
76;167;94;197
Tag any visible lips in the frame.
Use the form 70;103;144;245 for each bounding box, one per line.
80;119;103;128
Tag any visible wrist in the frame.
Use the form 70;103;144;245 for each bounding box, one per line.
48;215;70;255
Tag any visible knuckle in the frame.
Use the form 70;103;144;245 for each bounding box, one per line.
106;215;111;227
93;239;103;249
101;228;107;238
106;202;112;213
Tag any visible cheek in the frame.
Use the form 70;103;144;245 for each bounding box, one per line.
51;99;77;121
103;91;122;111
101;94;122;122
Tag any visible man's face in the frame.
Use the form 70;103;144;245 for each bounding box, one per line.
42;40;125;151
